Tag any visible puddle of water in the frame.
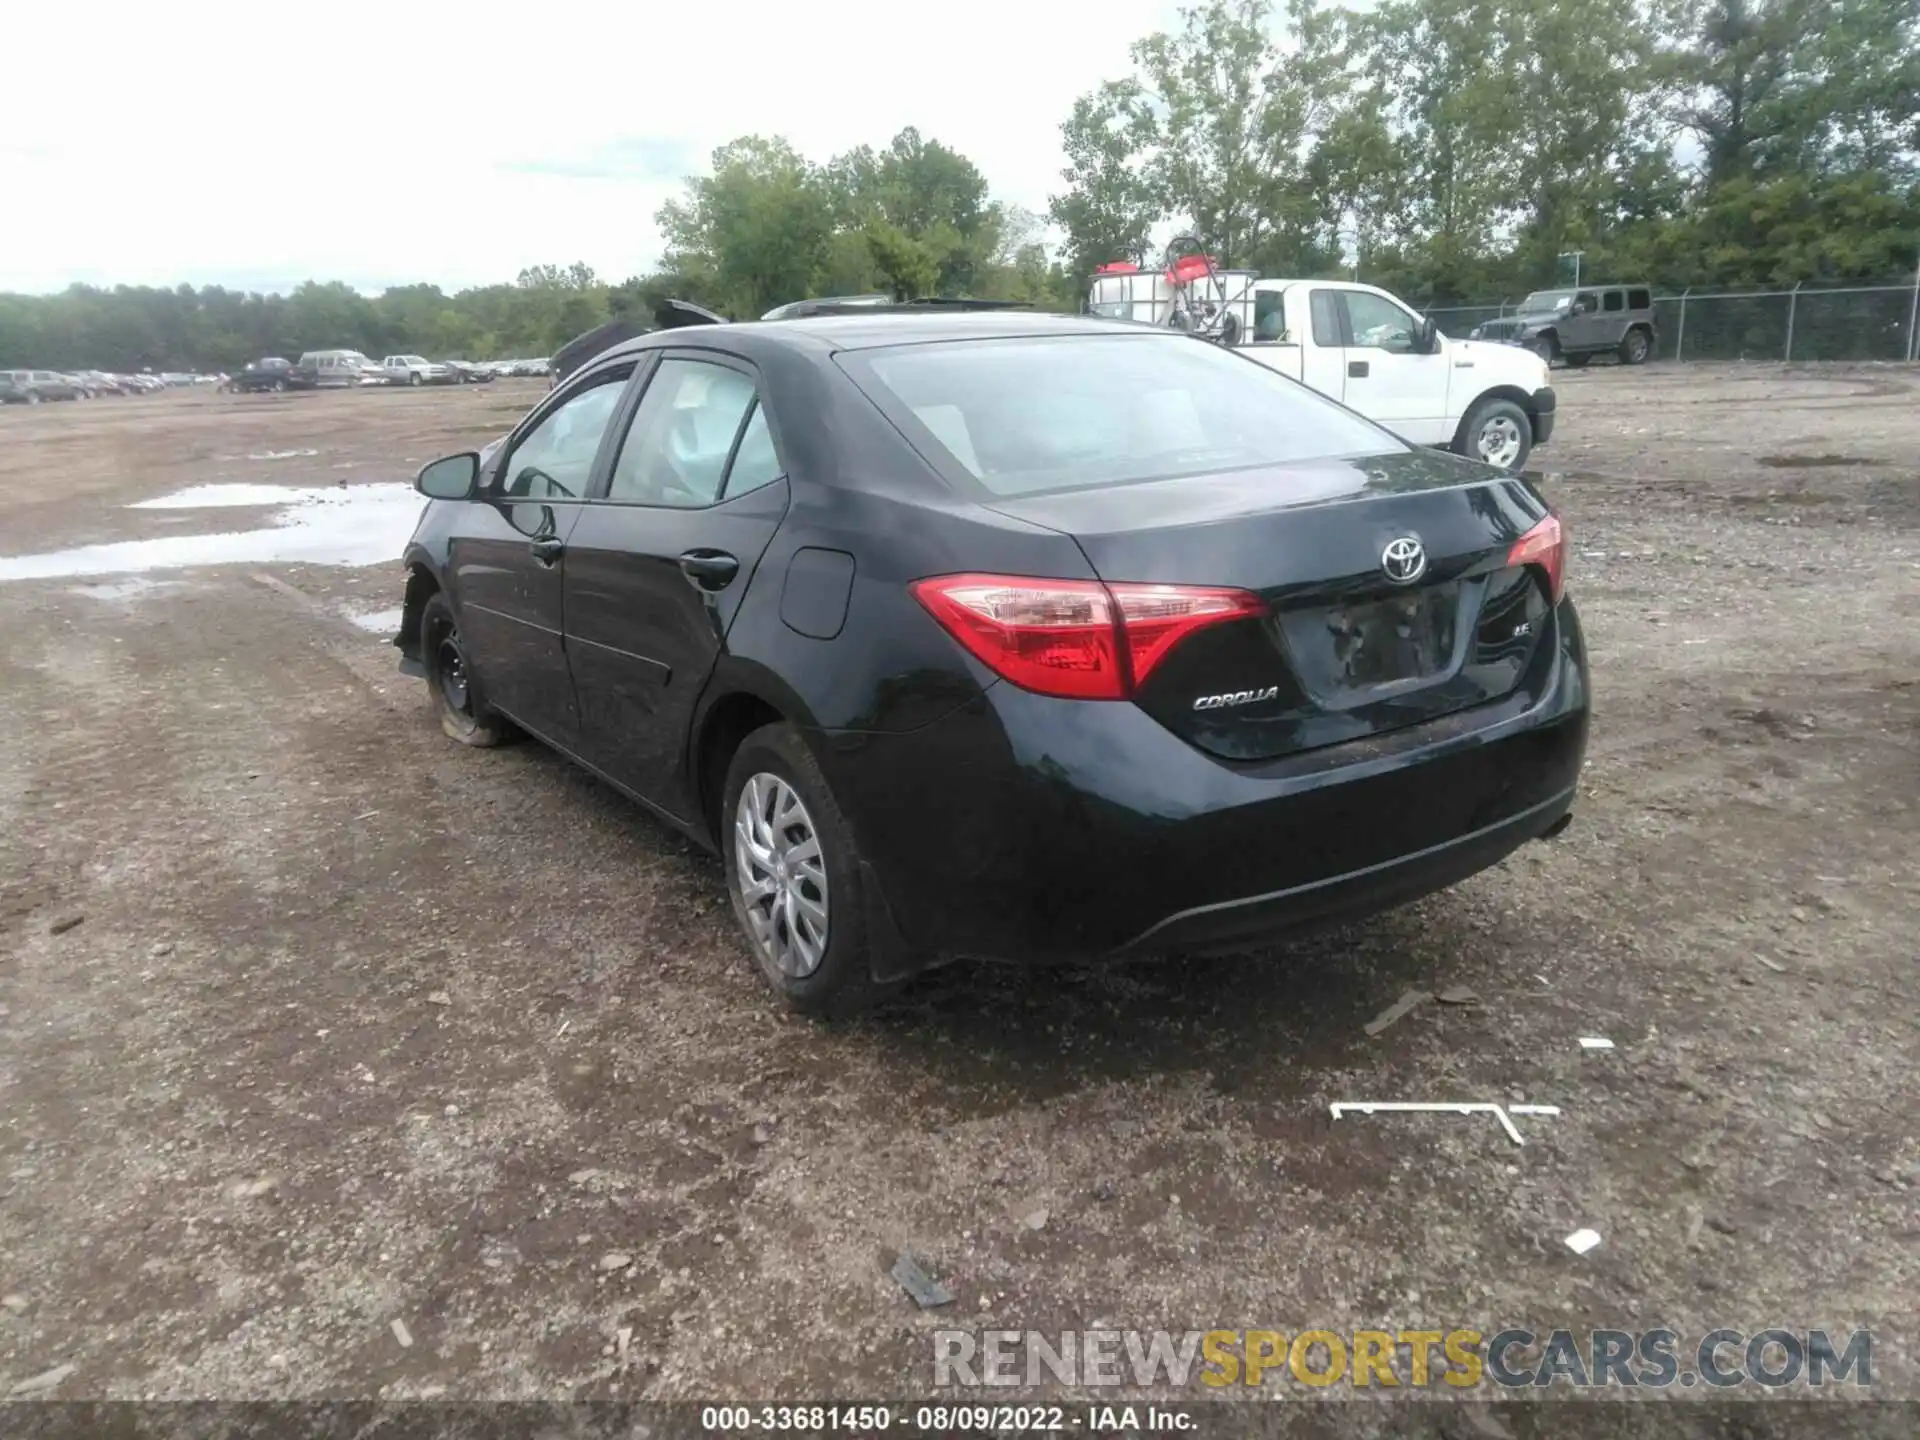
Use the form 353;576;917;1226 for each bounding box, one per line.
0;483;424;582
133;484;316;510
348;606;406;634
70;578;180;602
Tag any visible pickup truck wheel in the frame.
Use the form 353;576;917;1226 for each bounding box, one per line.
1618;328;1651;365
408;372;422;387
1461;397;1533;473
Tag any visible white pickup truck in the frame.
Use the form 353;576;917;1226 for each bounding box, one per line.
1088;270;1554;473
380;355;453;387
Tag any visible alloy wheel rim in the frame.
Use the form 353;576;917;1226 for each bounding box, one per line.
1478;415;1523;469
733;772;829;978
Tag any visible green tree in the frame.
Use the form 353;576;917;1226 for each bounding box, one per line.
656;137;832;317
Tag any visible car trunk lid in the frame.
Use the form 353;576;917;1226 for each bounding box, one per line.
980;450;1560;761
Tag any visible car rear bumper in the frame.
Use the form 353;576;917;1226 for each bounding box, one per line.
814;598;1589;970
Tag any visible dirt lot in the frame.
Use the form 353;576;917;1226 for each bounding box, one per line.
0;366;1915;1422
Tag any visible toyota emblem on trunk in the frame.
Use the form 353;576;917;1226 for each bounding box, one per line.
1381;536;1427;584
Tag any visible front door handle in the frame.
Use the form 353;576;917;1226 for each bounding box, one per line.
529;537;565;566
1348;359;1370;378
678;549;740;590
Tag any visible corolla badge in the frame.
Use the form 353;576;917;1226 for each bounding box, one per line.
1193;687;1280;711
1381;536;1427;584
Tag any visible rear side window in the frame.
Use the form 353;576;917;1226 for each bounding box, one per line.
1603;291;1624;312
606;358;758;507
1252;289;1286;341
1628;288;1652;310
1309;291;1342;347
841;333;1401;499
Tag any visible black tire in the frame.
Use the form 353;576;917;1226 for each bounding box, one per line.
721;722;890;1016
272;378;287;392
1528;335;1556;366
1458;395;1534;474
408;372;422;387
1618;327;1651;365
419;592;515;747
1563;353;1591;369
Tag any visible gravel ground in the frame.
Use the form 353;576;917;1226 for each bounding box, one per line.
0;366;1914;1424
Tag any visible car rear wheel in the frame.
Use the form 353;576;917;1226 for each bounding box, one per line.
272;379;286;392
722;723;888;1016
420;592;514;747
26;392;40;405
1460;396;1533;473
1619;328;1651;365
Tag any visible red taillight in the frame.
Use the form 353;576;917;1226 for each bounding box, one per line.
909;573;1265;700
1507;511;1567;604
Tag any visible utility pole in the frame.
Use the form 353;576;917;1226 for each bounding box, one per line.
1557;251;1585;287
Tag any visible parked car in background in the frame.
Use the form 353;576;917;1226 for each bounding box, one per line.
0;369;83;402
1087;266;1554;473
394;310;1587;1014
231;357;314;393
442;360;494;384
1469;285;1657;367
298;349;384;388
380;354;454;387
0;373;30;404
508;357;551;377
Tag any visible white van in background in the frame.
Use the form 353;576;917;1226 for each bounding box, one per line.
297;350;383;389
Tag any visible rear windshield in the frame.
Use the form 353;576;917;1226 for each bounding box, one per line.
839;334;1401;498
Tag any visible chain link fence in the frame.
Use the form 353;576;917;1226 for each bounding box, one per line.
1421;277;1920;363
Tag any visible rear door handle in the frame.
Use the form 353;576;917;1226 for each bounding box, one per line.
1348;360;1370;378
529;537;565;566
678;549;740;590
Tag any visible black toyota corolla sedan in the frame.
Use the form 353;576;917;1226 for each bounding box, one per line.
394;310;1589;1013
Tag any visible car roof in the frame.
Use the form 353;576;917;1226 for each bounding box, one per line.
601;309;1154;363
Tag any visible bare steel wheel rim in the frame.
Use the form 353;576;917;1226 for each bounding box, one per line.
1477;415;1523;469
733;772;830;979
434;625;471;716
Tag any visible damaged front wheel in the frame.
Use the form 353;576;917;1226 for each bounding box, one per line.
420;592;516;747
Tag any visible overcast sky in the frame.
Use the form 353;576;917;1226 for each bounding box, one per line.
4;0;1186;297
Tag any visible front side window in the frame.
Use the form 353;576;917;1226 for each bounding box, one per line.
1341;292;1419;353
605;359;758;508
842;332;1401;499
497;367;630;500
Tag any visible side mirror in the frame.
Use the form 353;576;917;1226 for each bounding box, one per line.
416;452;479;500
1417;317;1440;354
